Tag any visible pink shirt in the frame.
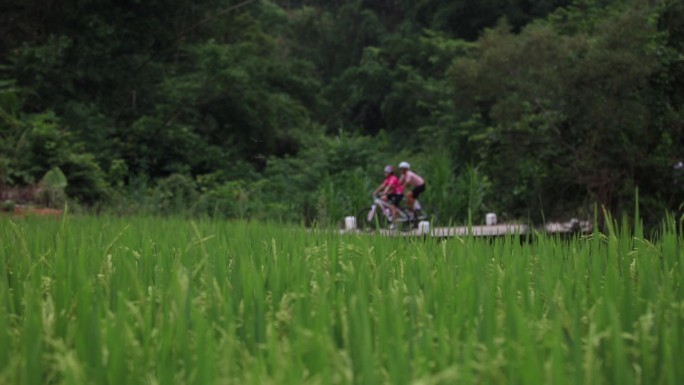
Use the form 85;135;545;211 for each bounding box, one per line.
399;171;424;187
382;174;404;195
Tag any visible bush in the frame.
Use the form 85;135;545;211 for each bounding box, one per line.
0;200;14;212
38;167;67;208
195;180;251;219
62;154;110;205
153;173;198;214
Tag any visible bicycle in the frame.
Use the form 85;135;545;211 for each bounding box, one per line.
356;195;430;232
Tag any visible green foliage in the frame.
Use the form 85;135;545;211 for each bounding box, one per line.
9;112;71;185
1;0;683;226
418;148;457;220
324;29;470;144
38;167;68;208
0;200;15;212
195;180;255;219
0;109;111;206
105;175;157;216
62;154;110;206
449;2;676;222
2;214;684;383
265;131;390;223
454;165;492;222
107;159;129;188
0;84;21;185
315;168;371;227
153;173;198;215
40;167;67;189
0;82;20;125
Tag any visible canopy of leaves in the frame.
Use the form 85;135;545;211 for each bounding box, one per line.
1;0;682;226
40;167;67;189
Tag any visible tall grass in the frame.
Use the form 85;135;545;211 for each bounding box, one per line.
0;214;682;384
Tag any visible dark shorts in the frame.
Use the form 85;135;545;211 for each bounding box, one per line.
411;184;426;199
387;193;403;206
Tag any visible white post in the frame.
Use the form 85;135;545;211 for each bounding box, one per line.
418;221;430;235
344;216;356;230
486;213;497;226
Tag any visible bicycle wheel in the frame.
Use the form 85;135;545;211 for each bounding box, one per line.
414;208;428;222
411;208;436;229
356;207;388;231
394;208;413;232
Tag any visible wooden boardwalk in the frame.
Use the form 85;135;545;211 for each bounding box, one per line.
341;220;591;238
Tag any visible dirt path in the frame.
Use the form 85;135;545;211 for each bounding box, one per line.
9;206;63;218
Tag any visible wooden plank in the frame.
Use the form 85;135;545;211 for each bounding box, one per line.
430;224;528;237
339;221;590;237
341;224;529;237
544;220;591;234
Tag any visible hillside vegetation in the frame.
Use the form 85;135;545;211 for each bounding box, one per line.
1;0;683;225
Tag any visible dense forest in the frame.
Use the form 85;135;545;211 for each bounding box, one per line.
1;0;683;226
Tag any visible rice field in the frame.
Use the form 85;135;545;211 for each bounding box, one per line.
1;214;683;385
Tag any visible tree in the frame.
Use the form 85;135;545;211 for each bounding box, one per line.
449;2;670;220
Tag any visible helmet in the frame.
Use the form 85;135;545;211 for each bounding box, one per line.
398;161;410;170
383;165;393;173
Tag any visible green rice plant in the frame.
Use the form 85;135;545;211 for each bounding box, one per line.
0;213;683;384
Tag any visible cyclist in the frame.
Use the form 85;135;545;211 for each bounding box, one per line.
398;161;425;217
372;165;404;224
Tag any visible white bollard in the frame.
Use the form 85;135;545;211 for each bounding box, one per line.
418;221;430;235
486;213;497;226
344;216;356;230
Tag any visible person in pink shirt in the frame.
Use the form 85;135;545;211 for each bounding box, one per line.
372;165;404;223
398;161;425;216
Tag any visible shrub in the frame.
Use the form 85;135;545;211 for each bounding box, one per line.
38;167;67;208
62;153;110;205
0;200;14;212
195;180;251;219
153;173;198;214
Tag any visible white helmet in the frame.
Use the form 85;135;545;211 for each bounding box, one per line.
398;161;410;170
383;165;393;173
